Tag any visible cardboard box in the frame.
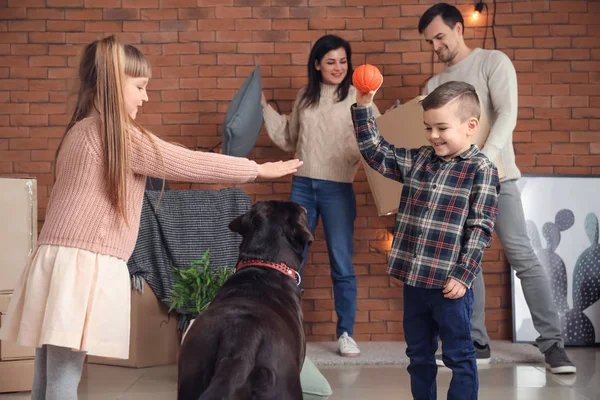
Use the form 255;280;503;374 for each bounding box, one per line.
363;96;505;216
0;359;34;393
0;293;35;361
86;280;180;368
0;178;37;293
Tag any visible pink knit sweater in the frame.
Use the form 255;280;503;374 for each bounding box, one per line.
38;117;258;261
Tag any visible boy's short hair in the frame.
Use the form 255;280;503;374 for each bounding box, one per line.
421;81;481;122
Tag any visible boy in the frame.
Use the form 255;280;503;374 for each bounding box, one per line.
351;81;500;399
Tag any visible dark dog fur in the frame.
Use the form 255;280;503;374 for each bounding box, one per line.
177;200;313;400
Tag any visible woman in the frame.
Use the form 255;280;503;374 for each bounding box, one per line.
261;34;381;357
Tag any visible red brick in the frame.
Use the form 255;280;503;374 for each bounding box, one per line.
122;21;159;32
575;156;600;166
47;0;82;5
85;21;121;32
574;108;600;118
178;8;215;19
533;37;571;49
364;29;400;41
572;62;600;72
383;17;418;29
534;108;570;120
0;128;29;139
552;96;589;108
513;1;549;13
552;73;589;84
549;25;587;36
553;49;590;61
536;155;573;166
552;143;590;155
0;8;27;20
532;84;569;96
104;8;139;20
160;0;195;6
533;13;569;24
573;37;600;48
553;119;589;131
31;32;67;44
84;0;121;6
160;20;197;32
64;9;102;20
47;21;85;32
511;25;549;37
9;20;45;32
514;143;551;154
515;49;552;60
11;91;49;103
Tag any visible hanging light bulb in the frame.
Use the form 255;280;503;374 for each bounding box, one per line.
473;1;485;21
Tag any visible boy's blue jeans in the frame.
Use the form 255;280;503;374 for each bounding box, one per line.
403;284;478;400
290;176;357;338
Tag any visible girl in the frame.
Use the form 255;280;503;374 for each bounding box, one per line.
0;35;301;399
261;34;380;358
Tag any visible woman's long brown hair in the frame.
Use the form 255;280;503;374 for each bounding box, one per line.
56;35;155;225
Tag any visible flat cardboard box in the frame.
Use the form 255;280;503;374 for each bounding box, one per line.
86;280;180;368
363;96;505;216
0;359;34;393
0;178;37;293
0;294;35;361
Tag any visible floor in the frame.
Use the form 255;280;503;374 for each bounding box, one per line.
0;347;598;399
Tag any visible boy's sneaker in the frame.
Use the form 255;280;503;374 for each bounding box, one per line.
545;343;576;374
338;332;360;357
435;341;491;366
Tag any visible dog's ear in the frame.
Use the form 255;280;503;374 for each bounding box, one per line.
300;225;314;247
286;207;313;248
229;211;251;236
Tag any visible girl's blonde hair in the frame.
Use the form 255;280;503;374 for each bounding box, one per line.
57;35;154;225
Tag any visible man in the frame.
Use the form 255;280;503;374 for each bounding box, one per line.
418;3;576;374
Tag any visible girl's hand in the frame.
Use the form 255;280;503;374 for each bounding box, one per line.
256;159;303;179
260;92;268;108
443;278;467;299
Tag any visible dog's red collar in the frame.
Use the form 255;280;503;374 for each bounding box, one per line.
235;259;301;286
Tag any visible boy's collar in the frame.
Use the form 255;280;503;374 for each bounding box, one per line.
433;144;479;162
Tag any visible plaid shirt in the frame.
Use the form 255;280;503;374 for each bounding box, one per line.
352;105;500;289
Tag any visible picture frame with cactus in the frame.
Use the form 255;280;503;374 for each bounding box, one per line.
512;175;600;346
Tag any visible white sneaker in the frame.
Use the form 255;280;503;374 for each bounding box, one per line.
338;332;360;357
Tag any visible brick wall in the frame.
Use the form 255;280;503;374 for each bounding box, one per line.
1;0;598;342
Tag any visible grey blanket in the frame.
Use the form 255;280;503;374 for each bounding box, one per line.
127;187;251;329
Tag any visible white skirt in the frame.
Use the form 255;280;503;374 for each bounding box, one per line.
0;245;131;359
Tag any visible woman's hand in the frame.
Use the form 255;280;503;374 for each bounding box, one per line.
256;159;303;179
261;91;268;108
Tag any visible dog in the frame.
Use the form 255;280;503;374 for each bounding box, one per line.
177;200;314;400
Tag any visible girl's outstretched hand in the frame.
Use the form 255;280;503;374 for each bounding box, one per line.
256;159;303;179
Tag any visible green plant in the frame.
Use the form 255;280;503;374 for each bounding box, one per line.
167;249;234;317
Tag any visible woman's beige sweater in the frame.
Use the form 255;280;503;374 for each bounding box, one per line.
263;84;380;183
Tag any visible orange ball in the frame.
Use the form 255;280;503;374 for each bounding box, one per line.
352;64;383;94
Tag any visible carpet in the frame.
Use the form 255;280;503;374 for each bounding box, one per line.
306;340;544;366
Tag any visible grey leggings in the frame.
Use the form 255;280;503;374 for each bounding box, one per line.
32;345;86;400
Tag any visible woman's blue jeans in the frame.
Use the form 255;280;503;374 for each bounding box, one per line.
290;176;357;338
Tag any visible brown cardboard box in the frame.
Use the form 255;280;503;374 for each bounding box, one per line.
363;96;505;216
0;178;37;293
0;359;34;393
0;294;35;361
86;280;180;368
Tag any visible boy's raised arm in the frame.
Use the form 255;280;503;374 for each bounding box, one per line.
351;104;419;184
